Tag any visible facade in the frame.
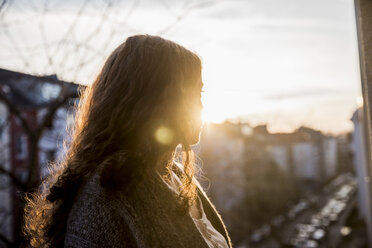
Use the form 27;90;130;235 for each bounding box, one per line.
323;137;338;179
292;142;320;180
0;101;12;241
0;68;79;242
354;0;372;245
257;126;340;185
198;122;347;244
200;123;344;202
351;108;372;227
199;123;247;213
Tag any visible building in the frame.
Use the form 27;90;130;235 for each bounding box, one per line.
0;100;12;241
254;126;340;187
351;108;372;229
200;122;345;203
199;122;247;214
0;68;80;242
198;122;346;244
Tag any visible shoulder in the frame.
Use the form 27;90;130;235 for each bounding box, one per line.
196;179;233;248
64;174;136;248
173;161;232;247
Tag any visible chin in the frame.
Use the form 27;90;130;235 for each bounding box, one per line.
189;135;200;145
189;125;203;145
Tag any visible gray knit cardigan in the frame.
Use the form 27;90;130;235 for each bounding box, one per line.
64;169;232;248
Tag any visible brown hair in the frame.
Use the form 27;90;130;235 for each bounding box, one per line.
23;35;203;247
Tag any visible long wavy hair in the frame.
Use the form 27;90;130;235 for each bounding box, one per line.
23;35;203;247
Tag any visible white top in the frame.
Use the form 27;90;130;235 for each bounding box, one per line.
157;165;229;248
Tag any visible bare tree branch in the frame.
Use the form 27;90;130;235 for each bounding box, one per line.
0;166;24;191
36;91;78;139
156;0;218;35
0;88;32;135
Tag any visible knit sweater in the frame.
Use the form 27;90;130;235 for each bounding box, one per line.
64;169;232;248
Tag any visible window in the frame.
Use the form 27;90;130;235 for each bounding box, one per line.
15;134;27;160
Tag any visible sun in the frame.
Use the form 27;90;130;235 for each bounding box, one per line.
202;107;227;123
200;89;273;124
201;92;237;123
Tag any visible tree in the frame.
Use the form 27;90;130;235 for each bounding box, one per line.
0;71;79;247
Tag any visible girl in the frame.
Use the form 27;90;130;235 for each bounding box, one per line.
24;35;232;248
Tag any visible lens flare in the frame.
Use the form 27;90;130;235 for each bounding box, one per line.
154;126;174;145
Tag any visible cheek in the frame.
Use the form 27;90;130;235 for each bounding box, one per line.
181;93;203;131
192;106;203;129
192;100;203;119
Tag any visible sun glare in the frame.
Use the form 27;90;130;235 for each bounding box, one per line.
201;93;230;123
201;91;247;123
201;90;273;124
202;107;227;123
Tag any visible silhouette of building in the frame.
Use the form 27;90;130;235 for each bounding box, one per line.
198;122;349;244
351;108;372;232
0;68;80;242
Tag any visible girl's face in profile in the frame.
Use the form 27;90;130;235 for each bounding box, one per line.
187;76;204;145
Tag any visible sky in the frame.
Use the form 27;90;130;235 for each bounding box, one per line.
0;0;362;134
